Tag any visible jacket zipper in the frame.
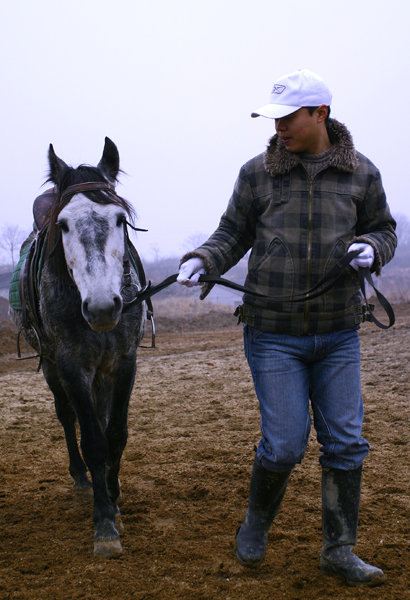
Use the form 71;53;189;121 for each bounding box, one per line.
303;176;314;334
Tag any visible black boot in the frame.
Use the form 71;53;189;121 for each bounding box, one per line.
235;456;291;567
321;466;386;587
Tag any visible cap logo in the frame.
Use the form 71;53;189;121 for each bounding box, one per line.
272;84;286;94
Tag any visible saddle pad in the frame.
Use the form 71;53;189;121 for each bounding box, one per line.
9;242;32;310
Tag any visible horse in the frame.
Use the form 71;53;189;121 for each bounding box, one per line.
10;138;147;556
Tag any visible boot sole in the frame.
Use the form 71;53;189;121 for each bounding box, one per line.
321;561;386;587
235;548;265;568
234;527;265;568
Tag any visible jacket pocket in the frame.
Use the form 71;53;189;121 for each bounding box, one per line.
322;238;358;312
246;237;294;311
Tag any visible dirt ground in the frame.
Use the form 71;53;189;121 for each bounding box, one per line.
1;302;410;600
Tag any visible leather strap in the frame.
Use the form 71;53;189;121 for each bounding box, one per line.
60;182;114;202
32;182;116;230
122;250;395;329
358;268;395;329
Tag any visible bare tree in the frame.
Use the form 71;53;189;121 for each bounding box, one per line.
183;232;209;251
149;244;162;262
393;213;410;247
0;223;28;268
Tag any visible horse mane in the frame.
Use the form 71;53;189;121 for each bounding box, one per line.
46;164;136;275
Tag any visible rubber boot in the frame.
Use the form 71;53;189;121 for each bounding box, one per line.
321;466;386;587
235;455;292;567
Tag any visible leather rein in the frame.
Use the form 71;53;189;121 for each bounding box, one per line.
122;250;395;330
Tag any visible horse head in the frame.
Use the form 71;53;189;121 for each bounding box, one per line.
47;138;135;332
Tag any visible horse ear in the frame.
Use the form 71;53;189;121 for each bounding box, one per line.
48;144;69;184
97;137;120;183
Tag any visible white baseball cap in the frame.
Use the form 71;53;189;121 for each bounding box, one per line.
251;69;332;119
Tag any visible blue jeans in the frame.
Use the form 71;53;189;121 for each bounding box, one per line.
243;325;369;472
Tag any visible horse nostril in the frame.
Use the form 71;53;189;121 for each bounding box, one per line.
82;300;91;321
112;295;123;319
81;296;122;329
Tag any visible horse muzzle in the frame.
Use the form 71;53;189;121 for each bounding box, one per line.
82;295;123;331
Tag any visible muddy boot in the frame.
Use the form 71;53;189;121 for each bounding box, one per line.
235;456;292;567
321;465;386;587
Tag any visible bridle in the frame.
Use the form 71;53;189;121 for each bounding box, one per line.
53;181;149;289
58;182;155;337
59;181;115;201
17;181;152;365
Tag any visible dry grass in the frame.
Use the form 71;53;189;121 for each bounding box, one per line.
378;273;410;303
151;297;232;319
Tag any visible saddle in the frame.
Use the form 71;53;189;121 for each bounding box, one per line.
10;188;58;344
33;187;57;230
10;186;55;332
9;227;48;368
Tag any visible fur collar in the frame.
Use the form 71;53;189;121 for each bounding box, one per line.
263;118;359;176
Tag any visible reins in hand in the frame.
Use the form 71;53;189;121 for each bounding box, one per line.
123;249;395;330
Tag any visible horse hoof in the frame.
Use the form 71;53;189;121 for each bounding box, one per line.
94;537;123;557
74;480;93;498
94;518;122;557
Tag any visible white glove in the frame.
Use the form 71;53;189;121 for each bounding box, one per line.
177;257;207;287
349;243;375;270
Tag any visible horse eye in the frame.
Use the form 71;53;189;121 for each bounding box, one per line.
117;215;126;227
57;220;69;233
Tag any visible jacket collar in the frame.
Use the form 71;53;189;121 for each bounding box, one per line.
263;118;359;176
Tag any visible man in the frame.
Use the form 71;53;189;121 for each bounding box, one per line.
177;69;396;586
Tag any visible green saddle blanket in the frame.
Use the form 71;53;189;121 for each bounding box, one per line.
9;242;32;311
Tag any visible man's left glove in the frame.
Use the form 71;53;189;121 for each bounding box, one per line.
348;243;375;270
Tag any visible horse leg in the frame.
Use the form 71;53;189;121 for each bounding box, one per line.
42;359;92;496
56;360;121;556
95;377;122;530
103;351;136;533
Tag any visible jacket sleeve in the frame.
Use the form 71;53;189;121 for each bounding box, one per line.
349;168;397;276
180;167;257;299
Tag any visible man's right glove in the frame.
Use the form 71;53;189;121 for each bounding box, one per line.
348;243;375;270
177;257;207;287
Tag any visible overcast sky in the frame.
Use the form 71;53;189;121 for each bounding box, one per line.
1;0;409;261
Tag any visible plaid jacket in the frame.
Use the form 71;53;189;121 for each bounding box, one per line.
182;119;397;334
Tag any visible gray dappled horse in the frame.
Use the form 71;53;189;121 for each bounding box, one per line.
10;139;146;555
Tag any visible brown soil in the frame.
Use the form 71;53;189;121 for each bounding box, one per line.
1;304;410;599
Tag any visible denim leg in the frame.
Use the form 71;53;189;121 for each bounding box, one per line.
308;329;370;470
243;326;369;472
244;325;312;472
